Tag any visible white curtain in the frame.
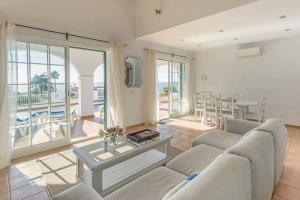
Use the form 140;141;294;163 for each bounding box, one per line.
144;50;157;125
185;57;194;113
107;41;126;128
0;20;17;170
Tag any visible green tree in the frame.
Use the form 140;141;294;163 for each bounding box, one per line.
51;70;60;93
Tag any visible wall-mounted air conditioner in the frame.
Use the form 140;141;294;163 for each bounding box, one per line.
236;47;262;58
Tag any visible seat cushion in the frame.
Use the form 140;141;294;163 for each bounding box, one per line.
166;144;223;176
167;154;252;200
192;129;242;150
52;182;103;200
104;167;185;200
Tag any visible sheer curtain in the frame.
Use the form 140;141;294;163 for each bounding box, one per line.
107;41;126;128
185;57;194;114
144;49;157;125
0;20;17;170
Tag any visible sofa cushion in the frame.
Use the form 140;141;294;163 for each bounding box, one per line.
52;182;103;200
192;129;242;150
166;144;223;176
224;118;260;135
104;167;185;200
167;154;252;200
162;180;189;200
226;131;274;200
255;118;287;186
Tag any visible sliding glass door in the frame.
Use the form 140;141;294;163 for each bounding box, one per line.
157;59;187;120
9;41;68;150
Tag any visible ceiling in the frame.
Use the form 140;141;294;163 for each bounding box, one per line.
137;0;300;51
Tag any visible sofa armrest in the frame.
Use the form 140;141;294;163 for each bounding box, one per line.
224;118;260;135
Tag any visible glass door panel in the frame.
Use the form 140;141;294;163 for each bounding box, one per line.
157;60;170;120
171;62;187;117
9;42;68;150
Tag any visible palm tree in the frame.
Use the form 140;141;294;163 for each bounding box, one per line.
31;73;48;94
51;71;60;93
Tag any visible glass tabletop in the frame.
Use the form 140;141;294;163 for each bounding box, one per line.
75;133;171;164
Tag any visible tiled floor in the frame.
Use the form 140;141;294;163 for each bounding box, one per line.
0;116;299;200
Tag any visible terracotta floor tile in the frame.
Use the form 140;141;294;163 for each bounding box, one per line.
274;182;300;200
0;192;9;200
0;175;8;186
272;194;288;200
0;182;9;195
10;180;46;200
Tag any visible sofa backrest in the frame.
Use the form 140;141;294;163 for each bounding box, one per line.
224;118;260;135
226;131;274;200
255;118;287;186
167;154;252;200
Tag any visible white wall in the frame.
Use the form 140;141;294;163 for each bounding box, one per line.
0;0;194;126
135;0;257;37
195;37;300;125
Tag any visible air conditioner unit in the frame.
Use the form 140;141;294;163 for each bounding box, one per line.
236;47;261;58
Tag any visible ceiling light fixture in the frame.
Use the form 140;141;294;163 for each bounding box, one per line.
234;38;239;41
285;28;292;32
219;30;224;33
179;38;183;42
279;15;287;19
198;44;201;47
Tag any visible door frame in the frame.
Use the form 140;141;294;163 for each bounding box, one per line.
11;33;109;159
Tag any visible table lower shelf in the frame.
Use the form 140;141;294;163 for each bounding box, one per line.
82;149;167;194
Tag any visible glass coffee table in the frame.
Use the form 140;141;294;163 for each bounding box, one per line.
73;132;172;197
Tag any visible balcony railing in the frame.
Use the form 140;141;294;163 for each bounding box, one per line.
18;94;49;105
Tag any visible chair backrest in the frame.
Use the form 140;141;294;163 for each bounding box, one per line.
194;93;206;110
259;97;267;121
205;93;217;112
219;94;236;118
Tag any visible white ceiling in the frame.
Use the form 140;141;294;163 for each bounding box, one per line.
137;0;300;51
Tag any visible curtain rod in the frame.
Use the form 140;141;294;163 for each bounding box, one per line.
144;48;187;59
16;24;110;44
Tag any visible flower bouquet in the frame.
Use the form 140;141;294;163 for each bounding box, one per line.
99;126;125;146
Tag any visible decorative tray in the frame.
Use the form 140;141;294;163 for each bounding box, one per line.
126;129;160;143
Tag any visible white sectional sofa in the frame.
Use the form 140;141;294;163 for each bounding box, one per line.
53;118;287;200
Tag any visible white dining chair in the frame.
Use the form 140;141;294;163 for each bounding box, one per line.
217;94;239;128
246;97;266;123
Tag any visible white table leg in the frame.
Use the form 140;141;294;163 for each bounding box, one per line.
92;170;103;195
76;157;84;178
165;140;171;160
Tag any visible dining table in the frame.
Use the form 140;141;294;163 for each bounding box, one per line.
235;100;258;120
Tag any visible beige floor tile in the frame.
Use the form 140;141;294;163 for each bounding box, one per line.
23;191;50;200
10;180;46;200
9;164;41;181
